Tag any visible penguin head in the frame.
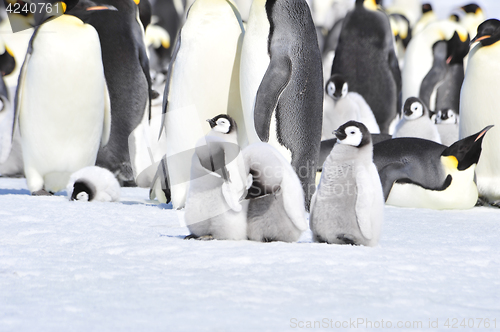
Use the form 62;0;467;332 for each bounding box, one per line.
325;75;348;101
471;19;500;47
71;180;95;202
446;31;470;64
422;3;433;14
334;121;371;148
402;97;426;120
462;3;482;15
207;114;237;135
436;109;458;124
65;0;118;18
441;125;493;171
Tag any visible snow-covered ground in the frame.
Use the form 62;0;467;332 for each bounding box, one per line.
1;177;500;331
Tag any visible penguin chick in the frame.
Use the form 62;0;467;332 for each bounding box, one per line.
323;75;380;140
184;114;249;241
243;142;307;243
66;166;120;202
310;121;384;247
393;97;441;143
435;109;459;146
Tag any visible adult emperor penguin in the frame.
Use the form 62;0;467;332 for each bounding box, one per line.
16;0;112;194
331;0;401;134
460;19;500;205
310;121;384;247
323;74;380;140
66;166;121;202
243;142;308;243
402;20;469;103
249;0;323;210
158;0;245;209
184;114;249;240
393;97;441;143
374;126;492;209
73;0;153;186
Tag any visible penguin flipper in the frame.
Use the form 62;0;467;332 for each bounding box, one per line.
388;50;402;112
101;82;112;147
378;162;408;201
254;55;292;142
159;29;182;140
419;65;447;111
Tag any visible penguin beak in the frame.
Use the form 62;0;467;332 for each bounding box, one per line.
470;34;491;46
404;109;413;117
86;5;118;11
206;119;216;128
334;130;346;141
441;125;493;171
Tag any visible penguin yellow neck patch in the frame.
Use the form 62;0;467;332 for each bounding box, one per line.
442;155;459;171
134;0;141;4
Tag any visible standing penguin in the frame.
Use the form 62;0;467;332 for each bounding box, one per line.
374;126;492;209
157;0;245;209
73;0;153;186
184;114;249;240
435;109;459;146
243;142;308;243
310;121;384;247
460;19;500;205
393;97;441;143
331;0;401;134
251;0;323;210
323;74;380;140
16;0;112;194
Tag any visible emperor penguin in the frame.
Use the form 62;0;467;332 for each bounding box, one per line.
393;97;441;143
243;142;308;243
412;4;437;37
73;0;154;186
402;20;469;103
331;0;401;134
323;74;380;140
16;0;113;194
460;19;500;205
374;126;493;209
157;0;245;209
435;109;459;147
0;39;15;165
385;0;421;28
310;121;384;247
66;166;121;202
250;0;323;210
451;3;486;40
184;114;249;241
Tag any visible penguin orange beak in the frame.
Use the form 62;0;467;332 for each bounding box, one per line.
471;34;491;45
86;5;117;11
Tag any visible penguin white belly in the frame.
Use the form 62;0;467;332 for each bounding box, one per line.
386;166;478;209
402;33;434;102
165;1;243;208
19;16;106;193
460;44;500;202
437;124;459;146
240;0;270;146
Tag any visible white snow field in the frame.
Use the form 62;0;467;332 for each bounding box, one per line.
1;177;500;331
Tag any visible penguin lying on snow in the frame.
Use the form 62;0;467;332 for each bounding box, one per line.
374;126;493;209
323;74;380;140
393;97;441;143
184;114;249;241
67;166;120;202
243;142;308;243
310;121;384;247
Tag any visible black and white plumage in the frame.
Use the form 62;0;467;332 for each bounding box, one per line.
435;109;459;146
310;121;384;247
243;142;307;243
66;166;121;202
184;114;249;240
393;97;441;143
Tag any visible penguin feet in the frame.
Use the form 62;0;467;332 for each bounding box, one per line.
476;197;500;208
184;234;215;241
31;189;53;196
490;200;500;209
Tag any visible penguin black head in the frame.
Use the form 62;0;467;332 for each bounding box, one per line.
325;75;348;101
402;97;426;120
446;31;470;64
462;3;481;14
422;3;433;14
0;46;16;77
66;0;118;19
71;180;96;201
206;114;237;134
334;121;371;148
471;19;500;47
441;125;493;171
436;109;458;124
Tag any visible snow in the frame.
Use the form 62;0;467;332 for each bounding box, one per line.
1;177;500;331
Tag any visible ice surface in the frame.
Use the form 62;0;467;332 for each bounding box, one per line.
1;178;499;331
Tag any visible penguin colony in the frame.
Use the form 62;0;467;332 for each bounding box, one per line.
0;0;499;247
